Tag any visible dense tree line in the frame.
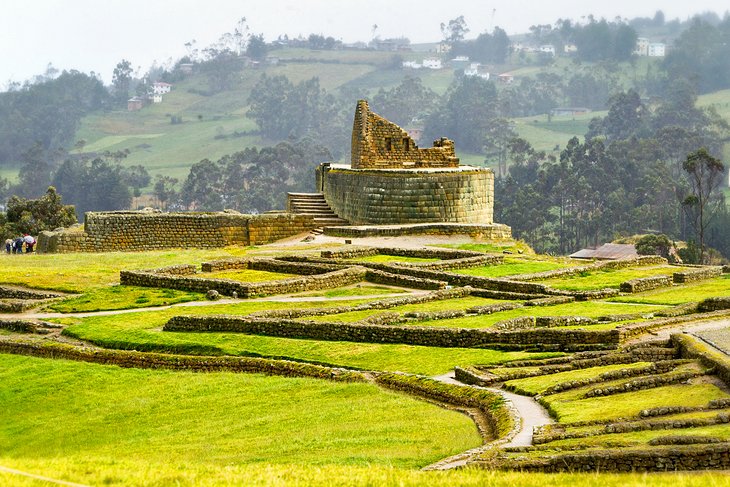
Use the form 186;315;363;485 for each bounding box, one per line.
178;139;332;213
0;71;109;166
495;85;730;261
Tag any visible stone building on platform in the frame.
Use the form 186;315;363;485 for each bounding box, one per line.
288;100;510;238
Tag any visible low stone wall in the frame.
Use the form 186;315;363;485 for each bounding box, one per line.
620;275;673;293
673;266;723;283
0;285;65;300
698;297;730;312
509;256;667;282
491;443;730;472
121;266;367;298
37;211;316;253
164;314;621;349
0;340;365;382
364;268;446;290
673;333;730;386
321;246;486;260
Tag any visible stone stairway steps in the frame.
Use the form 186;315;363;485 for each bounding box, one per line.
287;192;349;227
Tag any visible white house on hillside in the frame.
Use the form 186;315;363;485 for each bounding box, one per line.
539;45;556;56
648;43;666;57
152;82;172;95
422;58;442;70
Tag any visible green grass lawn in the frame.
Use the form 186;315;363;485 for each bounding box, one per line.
55;299;559;375
546;423;730;450
453;256;576;278
1;460;725;487
295;284;408;298
436;242;534;254
0;248;249;293
203;268;296;282
410;301;665;329
543;383;730;423
0;354;480;470
541;266;687;291
610;275;730;305
307;296;507;323
49;285;204;313
504;362;653;396
350;255;439;263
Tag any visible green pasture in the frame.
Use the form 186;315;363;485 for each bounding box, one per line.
437;241;534;254
57;300;557;375
543;382;729;423
203;268;296;282
295;284;408;298
1;460;725;487
306;296;507;323
0;248;249;293
504;362;653;396
545;423;730;450
540;265;689;291
49;285;204;313
611;275;730;305
452;256;577;278
404;300;665;329
348;254;438;263
0;354;480;470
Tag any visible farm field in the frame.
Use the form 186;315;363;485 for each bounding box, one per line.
1;239;730;485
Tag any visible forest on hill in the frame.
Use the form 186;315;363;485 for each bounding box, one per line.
1;11;730;260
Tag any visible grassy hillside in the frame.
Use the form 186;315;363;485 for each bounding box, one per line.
28;52;725;195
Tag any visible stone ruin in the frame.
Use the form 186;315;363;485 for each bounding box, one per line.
314;100;511;234
351;100;459;169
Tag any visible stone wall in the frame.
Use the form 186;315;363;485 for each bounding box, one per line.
164;315;621;350
0;340;365;382
620;275;673;293
673;266;723;283
492;443;730;472
120;265;367;298
37;211;315;253
351;100;458;169
319;163;495;225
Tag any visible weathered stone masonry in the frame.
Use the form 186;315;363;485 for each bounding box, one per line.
316;100;510;229
37;211;315;253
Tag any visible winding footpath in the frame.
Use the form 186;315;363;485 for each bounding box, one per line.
424;371;554;470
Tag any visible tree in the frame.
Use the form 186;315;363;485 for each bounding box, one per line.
371;77;436;126
635;234;673;259
3;186;77;238
587;89;648;141
154;176;178;209
441;16;469;45
681;148;725;263
112;59;133;106
246;34;268;60
423;76;500;152
483;118;516;176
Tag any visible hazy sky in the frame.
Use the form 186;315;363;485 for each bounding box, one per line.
1;0;729;86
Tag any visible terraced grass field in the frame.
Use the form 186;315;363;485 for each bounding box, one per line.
3;244;730;485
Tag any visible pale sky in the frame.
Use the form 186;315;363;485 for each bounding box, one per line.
1;0;728;86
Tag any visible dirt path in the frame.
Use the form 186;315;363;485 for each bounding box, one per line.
424;371;554;470
0;465;89;487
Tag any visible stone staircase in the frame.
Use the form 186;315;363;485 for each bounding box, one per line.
287;193;349;228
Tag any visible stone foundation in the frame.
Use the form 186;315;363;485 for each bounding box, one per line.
318;163;498;225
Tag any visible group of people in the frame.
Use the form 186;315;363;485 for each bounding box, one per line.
4;234;35;254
